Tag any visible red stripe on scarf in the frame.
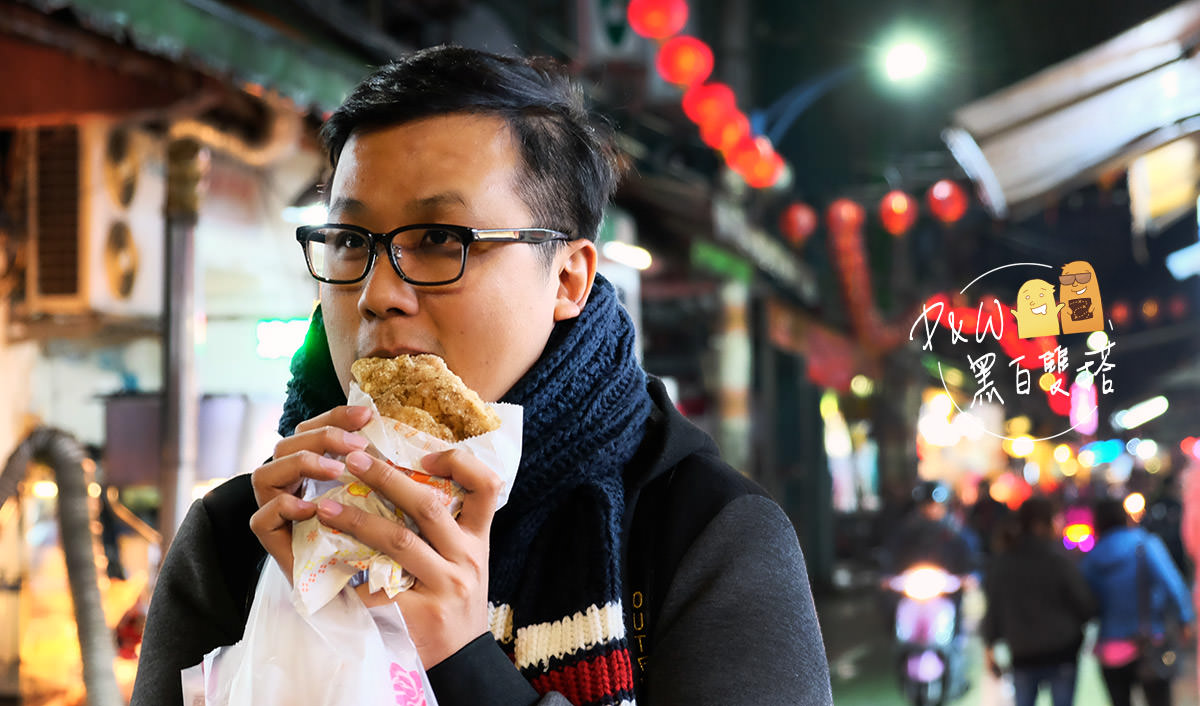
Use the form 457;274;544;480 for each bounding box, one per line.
530;648;634;705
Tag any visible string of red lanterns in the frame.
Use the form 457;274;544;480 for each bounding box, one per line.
627;0;784;189
778;180;970;247
627;5;974;225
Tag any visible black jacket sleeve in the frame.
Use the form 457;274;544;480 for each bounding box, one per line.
130;498;251;706
426;634;563;706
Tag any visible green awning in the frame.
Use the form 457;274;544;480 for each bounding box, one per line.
29;0;373;112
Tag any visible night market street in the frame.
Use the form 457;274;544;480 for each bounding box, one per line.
818;562;1200;706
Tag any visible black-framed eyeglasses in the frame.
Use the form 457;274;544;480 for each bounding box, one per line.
296;223;573;286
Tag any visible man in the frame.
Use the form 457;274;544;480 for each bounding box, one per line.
132;46;832;705
1083;496;1194;706
882;480;978;697
1145;471;1190;579
883;480;977;578
982;495;1096;706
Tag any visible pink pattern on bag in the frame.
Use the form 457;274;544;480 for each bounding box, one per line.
389;663;427;706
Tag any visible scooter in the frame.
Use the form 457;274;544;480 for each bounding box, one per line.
886;564;964;706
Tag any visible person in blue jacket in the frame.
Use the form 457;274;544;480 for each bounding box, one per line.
1081;496;1196;706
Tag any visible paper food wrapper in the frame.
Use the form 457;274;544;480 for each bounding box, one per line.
291;382;522;615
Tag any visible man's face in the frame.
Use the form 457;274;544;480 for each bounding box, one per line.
919;502;947;522
320;114;590;402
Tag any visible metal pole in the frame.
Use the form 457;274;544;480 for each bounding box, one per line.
160;139;206;549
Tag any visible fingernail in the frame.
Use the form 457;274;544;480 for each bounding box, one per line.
318;499;342;517
343;431;369;450
346;450;372;472
297;499;315;510
318;455;344;473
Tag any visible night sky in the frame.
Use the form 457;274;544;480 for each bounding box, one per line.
745;0;1185;201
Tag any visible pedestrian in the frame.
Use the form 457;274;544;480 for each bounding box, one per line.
969;477;1011;556
1179;465;1200;698
130;45;833;706
1081;495;1195;706
1146;471;1190;579
982;495;1097;706
883;480;979;698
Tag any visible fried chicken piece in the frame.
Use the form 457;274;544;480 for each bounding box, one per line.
352;354;501;441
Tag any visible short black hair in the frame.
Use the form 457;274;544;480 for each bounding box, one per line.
1093;496;1129;536
321;45;623;261
1017;495;1054;534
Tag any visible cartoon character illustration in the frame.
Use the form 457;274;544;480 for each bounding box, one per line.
1011;278;1064;339
1058;260;1103;334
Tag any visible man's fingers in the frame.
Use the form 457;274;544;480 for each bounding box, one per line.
273;423;370;464
342;451;465;560
316;498;447;586
251;452;345;507
420;449;503;537
250;494;318;578
293;404;372;435
252;405;372;507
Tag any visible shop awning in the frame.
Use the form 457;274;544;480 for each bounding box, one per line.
943;0;1200;222
14;0;377;113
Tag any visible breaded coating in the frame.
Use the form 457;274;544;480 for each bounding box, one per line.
375;400;456;442
352;354;501;441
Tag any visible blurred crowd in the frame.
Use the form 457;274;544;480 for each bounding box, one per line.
875;464;1199;706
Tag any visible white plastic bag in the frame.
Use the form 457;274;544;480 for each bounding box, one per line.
183;560;436;706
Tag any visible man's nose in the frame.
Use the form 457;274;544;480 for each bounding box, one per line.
357;249;419;317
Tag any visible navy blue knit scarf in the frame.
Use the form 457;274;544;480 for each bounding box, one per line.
278;275;653;705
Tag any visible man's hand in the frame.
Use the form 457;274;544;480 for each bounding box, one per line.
318;447;503;669
249;406;372;576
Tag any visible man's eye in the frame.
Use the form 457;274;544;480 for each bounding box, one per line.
421;229;456;246
332;231;368;250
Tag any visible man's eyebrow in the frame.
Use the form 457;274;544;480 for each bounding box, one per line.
411;192;468;210
328;196;367;215
328;193;467;215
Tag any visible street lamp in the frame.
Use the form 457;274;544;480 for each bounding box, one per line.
884;43;929;82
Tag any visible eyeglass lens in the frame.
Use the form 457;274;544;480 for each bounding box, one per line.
1059;272;1091;285
305;226;467;283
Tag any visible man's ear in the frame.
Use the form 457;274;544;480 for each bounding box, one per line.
553;240;597;322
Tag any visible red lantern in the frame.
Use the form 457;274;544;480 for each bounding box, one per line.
699;108;750;152
827;198;865;233
627;0;689;39
926;179;968;224
780;203;817;246
1169;294;1187;319
744;149;784;189
682;82;736;126
879;190;918;236
726;135;767;176
656;36;714;87
1110;300;1130;326
1182;437;1197;456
